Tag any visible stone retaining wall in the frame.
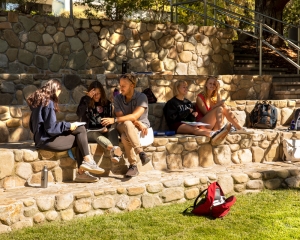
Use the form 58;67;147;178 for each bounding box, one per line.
0;73;272;106
0;12;234;75
0;128;299;190
1;164;300;233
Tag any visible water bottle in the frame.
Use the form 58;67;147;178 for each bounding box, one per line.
41;165;48;188
113;88;120;97
290;120;295;130
297;118;300;130
122;58;128;74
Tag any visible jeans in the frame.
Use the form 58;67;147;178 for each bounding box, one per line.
87;124;119;149
39;126;89;168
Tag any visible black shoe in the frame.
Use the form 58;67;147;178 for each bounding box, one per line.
126;165;139;177
139;152;150;165
211;123;232;145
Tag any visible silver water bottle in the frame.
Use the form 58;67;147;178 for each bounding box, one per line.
41;165;48;188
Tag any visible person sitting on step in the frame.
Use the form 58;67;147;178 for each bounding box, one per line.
195;76;253;134
27;79;104;183
163;80;232;145
76;80;122;163
101;73;151;178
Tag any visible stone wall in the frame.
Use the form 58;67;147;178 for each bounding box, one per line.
0;73;273;142
0;12;234;75
0;164;299;233
0;126;299;189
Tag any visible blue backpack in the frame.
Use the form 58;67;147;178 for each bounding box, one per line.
250;101;277;129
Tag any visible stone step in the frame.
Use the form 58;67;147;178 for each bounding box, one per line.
234;53;260;60
272;74;300;82
0;161;299;233
234;66;288;75
234;59;272;68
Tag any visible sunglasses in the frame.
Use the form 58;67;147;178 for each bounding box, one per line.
120;73;136;84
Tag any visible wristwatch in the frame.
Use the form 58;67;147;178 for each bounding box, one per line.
114;117;118;123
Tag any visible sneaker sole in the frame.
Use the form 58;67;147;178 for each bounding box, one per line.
79;165;105;174
125;171;139;177
113;147;122;157
141;157;150;166
111;157;120;163
211;123;232;145
74;178;99;183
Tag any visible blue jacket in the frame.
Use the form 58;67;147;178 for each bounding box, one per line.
29;100;71;148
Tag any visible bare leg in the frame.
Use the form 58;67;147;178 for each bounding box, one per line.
177;124;212;137
200;106;224;130
222;106;242;130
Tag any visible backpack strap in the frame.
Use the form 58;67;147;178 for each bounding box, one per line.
182;188;207;214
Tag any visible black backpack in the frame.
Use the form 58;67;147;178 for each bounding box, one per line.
142;88;157;104
249;101;277;129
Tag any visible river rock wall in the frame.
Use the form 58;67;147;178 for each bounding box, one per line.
0;12;234;75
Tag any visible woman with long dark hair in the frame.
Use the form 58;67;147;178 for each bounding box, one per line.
76;80;122;163
27;79;104;183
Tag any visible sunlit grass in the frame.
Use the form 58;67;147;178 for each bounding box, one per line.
3;189;300;240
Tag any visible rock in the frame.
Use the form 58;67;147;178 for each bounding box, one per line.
141;195;162;208
18;49;33;66
42;33;54;45
183;152;198;168
0;150;14;179
34;55;48;69
160;187;184;203
0;200;23;225
184;188;199;200
67;50;87;70
53;32;65;44
15;162;32;180
158;35;174;49
49;54;63;72
19;16;36;31
28;31;42;43
55;193;74;210
127;186;145;196
0;39;8;52
92;196;115;209
175;62;188;75
116;195;130;210
74;198;92;213
68;37;83;51
4;29;20;47
214;145;232;165
128;58;147;72
36;196;55;211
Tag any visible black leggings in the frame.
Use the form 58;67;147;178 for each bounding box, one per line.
38;126;89;167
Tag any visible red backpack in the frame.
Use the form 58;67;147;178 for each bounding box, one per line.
184;182;236;218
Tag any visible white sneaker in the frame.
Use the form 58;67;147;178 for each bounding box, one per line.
80;160;105;174
231;127;254;134
110;146;122;163
74;171;99;183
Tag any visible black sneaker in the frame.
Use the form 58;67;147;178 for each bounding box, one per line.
211;123;232;145
126;165;139;177
139;152;150;165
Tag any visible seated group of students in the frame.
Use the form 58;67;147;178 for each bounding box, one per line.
27;74;252;183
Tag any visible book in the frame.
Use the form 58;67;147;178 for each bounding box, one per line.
181;121;210;126
73;122;86;127
86;127;107;132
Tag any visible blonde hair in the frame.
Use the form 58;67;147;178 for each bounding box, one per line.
119;73;137;87
200;76;218;103
173;80;187;96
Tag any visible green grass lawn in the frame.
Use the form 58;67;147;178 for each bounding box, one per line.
3;189;300;240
